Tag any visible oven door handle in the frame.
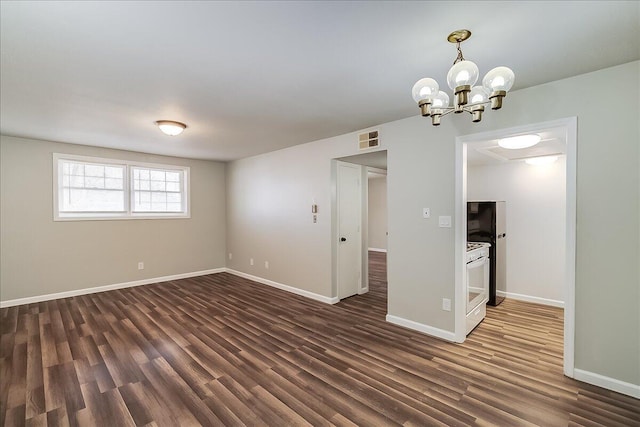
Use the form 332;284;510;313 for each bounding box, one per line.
467;257;488;269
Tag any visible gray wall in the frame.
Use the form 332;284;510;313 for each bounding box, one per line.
0;136;227;301
225;61;639;386
367;176;387;251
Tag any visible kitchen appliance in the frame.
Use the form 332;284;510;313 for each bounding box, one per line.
467;201;506;306
466;242;490;334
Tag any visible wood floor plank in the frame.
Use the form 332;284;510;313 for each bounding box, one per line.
2;251;639;426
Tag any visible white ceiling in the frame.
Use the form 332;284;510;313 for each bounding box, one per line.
1;1;638;161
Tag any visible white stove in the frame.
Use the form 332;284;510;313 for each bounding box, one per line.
465;241;491;334
466;242;490;263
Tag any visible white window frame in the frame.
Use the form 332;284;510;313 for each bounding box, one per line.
53;153;190;221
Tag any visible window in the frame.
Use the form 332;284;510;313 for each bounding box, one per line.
54;154;189;220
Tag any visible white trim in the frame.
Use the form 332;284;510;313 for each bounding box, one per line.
496;291;564;308
386;314;456;342
454;138;467;343
358;287;369;295
367;247;387;253
563;117;577;377
225;269;340;305
455;117;578;374
573;369;640;399
0;268;225;308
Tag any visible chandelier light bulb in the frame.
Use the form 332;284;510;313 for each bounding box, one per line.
482;66;515;93
469;86;489;104
411;78;440;102
432;91;450;109
446;60;479;90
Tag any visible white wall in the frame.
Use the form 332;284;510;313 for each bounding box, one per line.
0;136;227;302
225;61;639;388
368;176;387;251
468;158;566;304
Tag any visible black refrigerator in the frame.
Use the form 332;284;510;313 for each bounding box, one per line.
467;201;506;306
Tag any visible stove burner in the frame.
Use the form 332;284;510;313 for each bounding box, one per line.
467;242;486;251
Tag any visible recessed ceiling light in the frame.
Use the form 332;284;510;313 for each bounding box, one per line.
525;155;558;166
498;134;541;149
155;120;187;136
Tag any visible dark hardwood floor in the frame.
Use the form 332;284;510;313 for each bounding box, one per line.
1;251;638;426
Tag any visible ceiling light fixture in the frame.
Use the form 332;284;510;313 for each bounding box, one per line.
498;134;541;149
412;29;515;126
525;155;559;166
155;120;187;136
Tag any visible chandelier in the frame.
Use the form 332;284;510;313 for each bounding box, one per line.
412;30;515;126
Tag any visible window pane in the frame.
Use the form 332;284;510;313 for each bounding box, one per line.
59;160;125;213
62;188;124;212
131;166;185;214
151;192;166;203
140;192;151;203
105;178;123;190
166;172;180;182
150;170;165;181
85;176;104;189
166;193;181;203
70;163;84;175
150;180;165;191
85;164;104;177
105;167;123;179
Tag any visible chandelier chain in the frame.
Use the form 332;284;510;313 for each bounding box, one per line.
453;41;465;65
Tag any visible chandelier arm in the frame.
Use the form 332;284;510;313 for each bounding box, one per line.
440;108;456;117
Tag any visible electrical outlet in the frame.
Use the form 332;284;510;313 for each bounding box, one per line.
250;258;254;266
228;253;232;260
264;261;269;269
442;298;451;311
138;262;144;270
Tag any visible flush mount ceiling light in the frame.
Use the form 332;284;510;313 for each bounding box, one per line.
525;155;559;166
412;29;515;126
498;134;541;149
155;120;187;136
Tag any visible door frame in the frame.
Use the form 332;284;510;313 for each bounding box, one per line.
454;117;577;378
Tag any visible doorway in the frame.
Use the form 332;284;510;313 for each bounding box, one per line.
333;150;388;302
455;117;577;377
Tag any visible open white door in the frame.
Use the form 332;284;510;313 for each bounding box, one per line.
337;161;362;299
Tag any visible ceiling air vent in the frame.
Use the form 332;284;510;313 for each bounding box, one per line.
359;130;379;150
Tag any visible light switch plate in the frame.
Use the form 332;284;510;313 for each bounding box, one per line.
422;208;430;218
438;216;452;228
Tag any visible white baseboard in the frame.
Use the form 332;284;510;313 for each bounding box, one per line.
573;368;640;399
0;268;226;308
497;290;564;308
368;247;387;253
358;287;369;295
386;314;456;342
225;269;339;305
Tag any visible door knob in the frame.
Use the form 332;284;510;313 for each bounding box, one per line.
340;237;347;242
